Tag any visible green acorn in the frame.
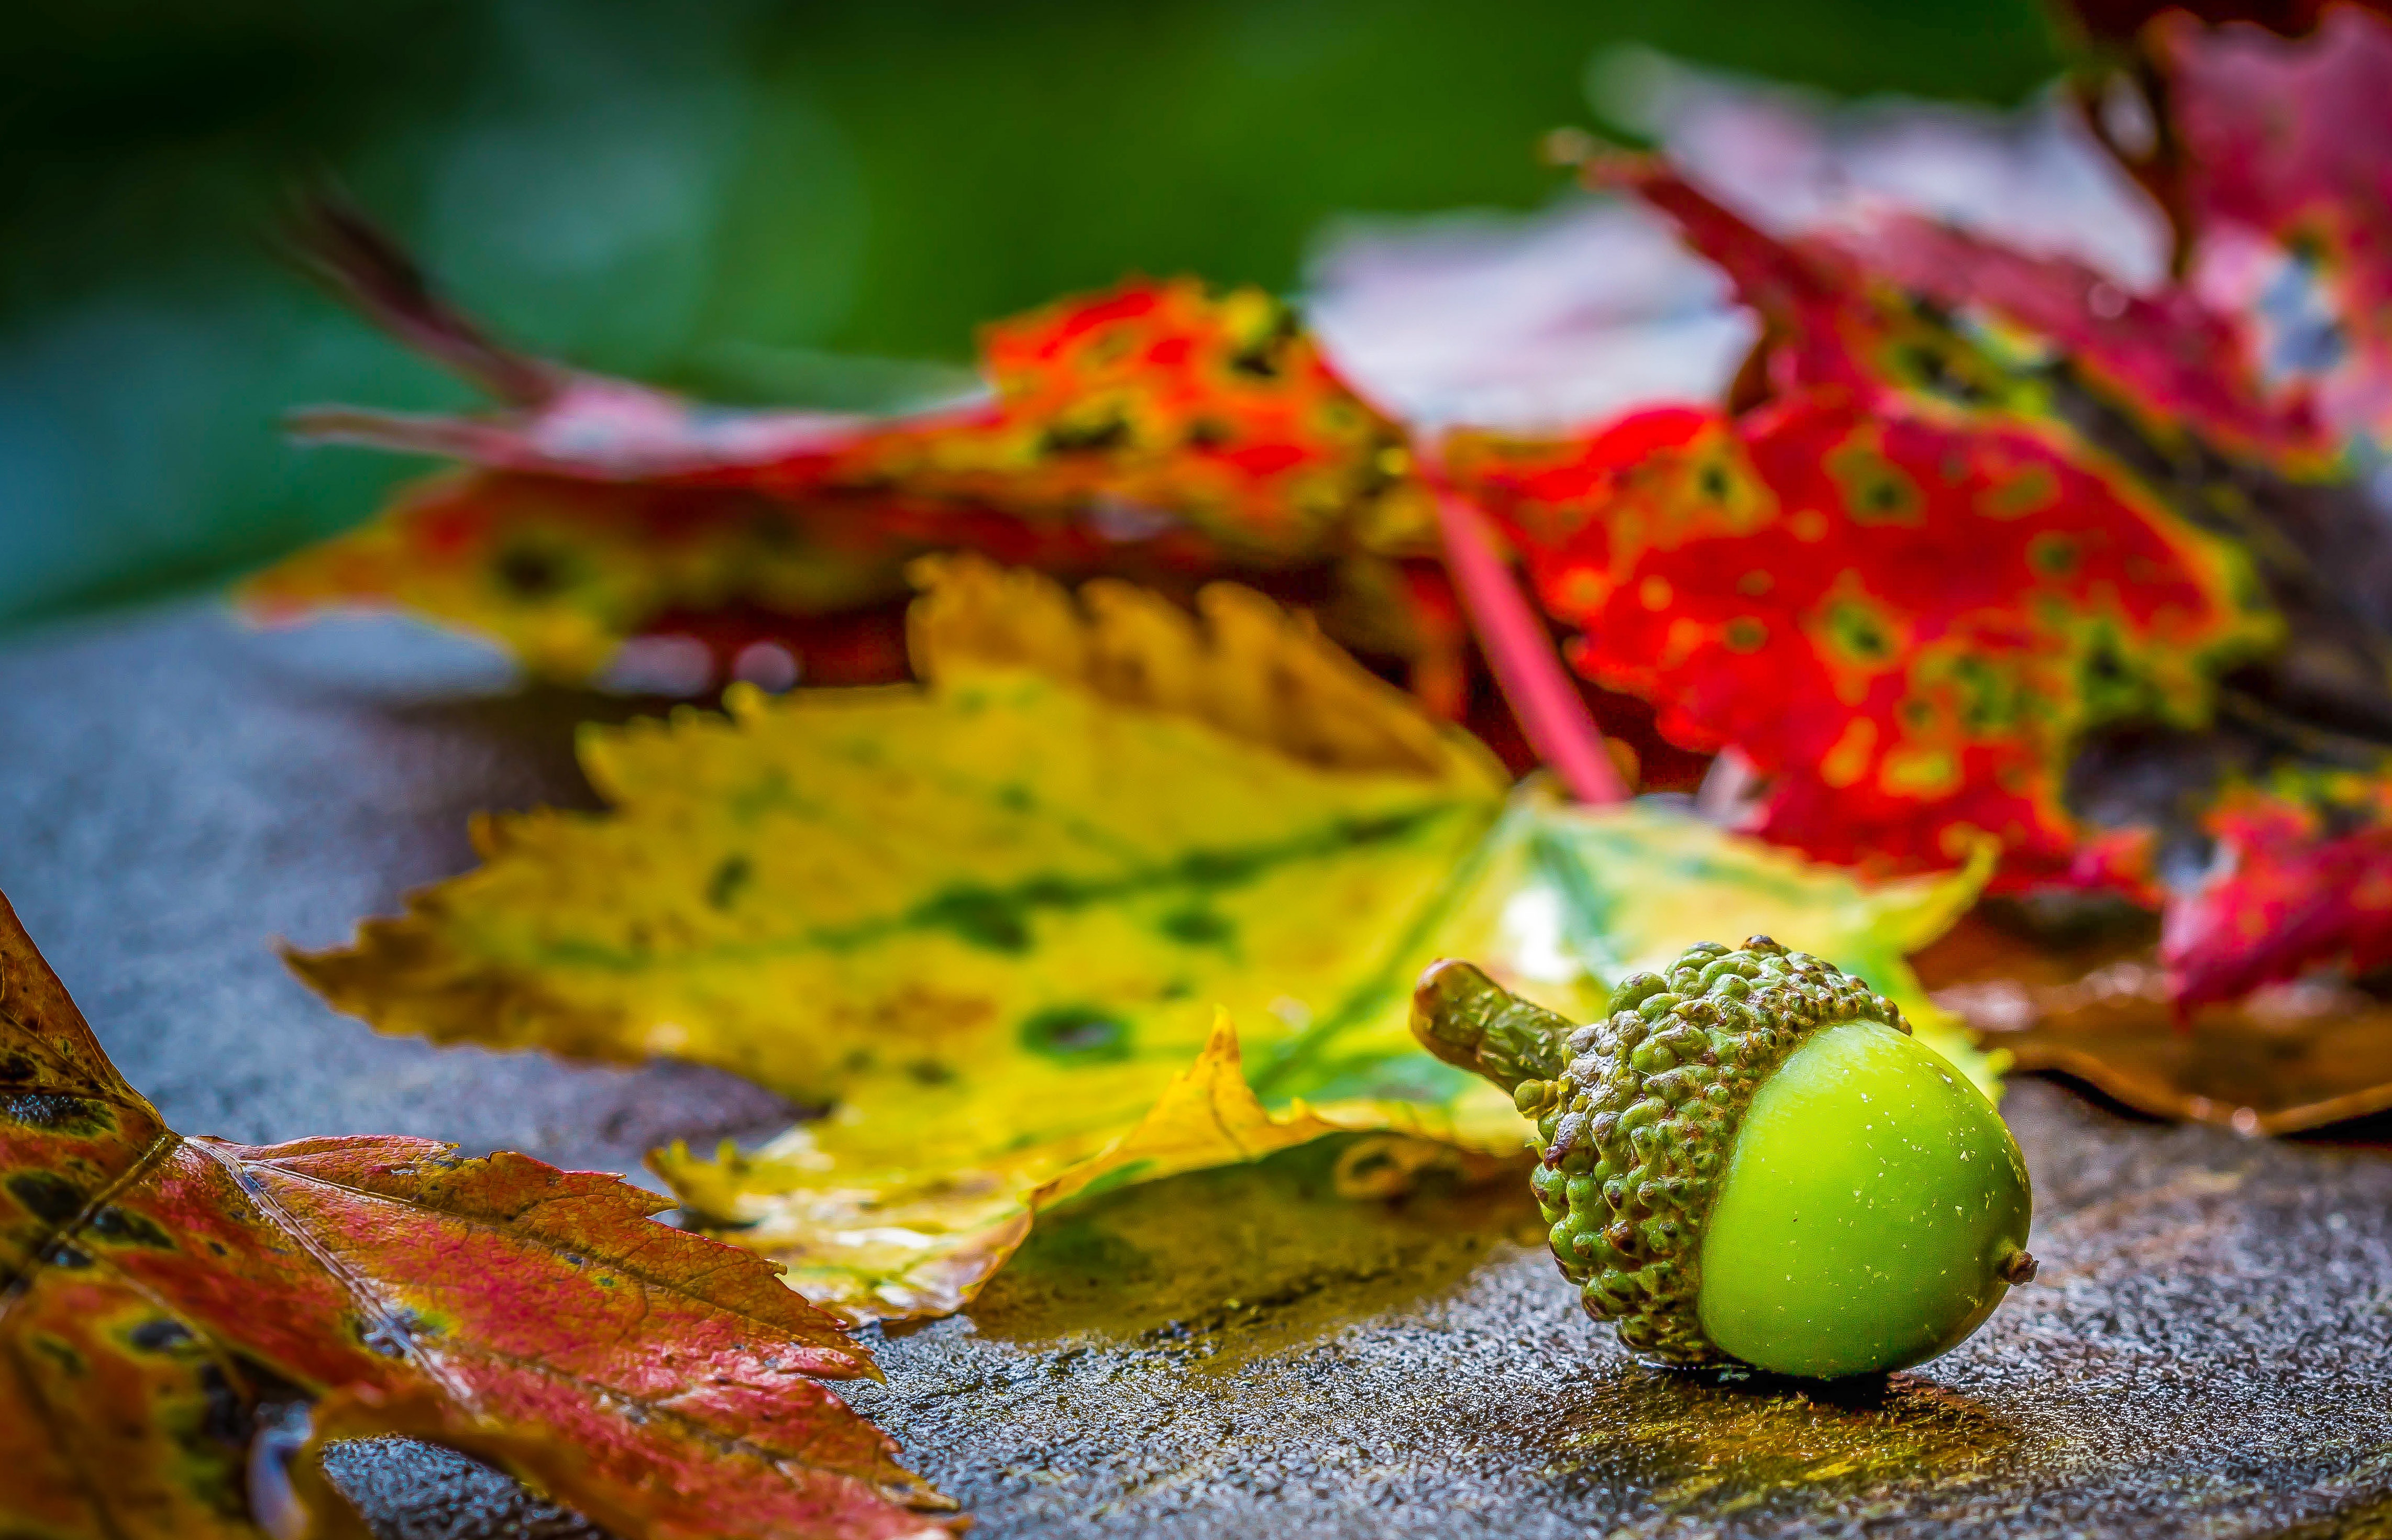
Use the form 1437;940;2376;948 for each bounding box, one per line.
1412;936;2034;1379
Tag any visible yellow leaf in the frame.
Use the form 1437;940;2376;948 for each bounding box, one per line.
1033;1009;1359;1209
293;558;1513;1318
294;560;1994;1326
650;789;1994;1324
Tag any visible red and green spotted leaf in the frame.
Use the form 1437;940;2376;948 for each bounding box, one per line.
294;278;1425;559
1445;189;2278;886
1419;135;2378;883
252;205;1444;689
798;278;1434;561
1834;210;2332;465
0;889;958;1540
1452;131;2392;1018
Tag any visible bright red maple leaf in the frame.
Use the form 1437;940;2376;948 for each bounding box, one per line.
1450;161;2279;890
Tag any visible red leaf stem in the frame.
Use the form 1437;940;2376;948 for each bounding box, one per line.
1426;472;1627;804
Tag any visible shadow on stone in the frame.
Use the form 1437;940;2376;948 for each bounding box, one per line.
1531;1362;2027;1513
357;687;686;815
967;1134;1544;1364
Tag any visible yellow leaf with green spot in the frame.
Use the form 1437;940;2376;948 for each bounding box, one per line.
291;557;1517;1318
652;785;1995;1322
294;559;1995;1325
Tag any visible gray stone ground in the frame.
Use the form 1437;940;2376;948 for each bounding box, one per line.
4;603;2390;1539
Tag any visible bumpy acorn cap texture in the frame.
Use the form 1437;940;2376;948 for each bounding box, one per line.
1411;935;1920;1367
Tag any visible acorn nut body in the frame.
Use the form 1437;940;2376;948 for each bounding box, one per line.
1412;936;2033;1379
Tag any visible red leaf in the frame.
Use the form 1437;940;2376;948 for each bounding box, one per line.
1838;210;2329;463
1469;130;2392;1007
289;208;1429;567
1538;61;2392;1029
263;207;1453;699
1450;381;2265;887
2163;781;2392;1007
0;890;958;1539
2158;6;2392;444
804;279;1428;560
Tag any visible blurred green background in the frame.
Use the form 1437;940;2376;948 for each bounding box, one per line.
0;0;2063;632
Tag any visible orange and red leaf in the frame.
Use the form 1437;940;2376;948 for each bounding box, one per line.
0;890;957;1540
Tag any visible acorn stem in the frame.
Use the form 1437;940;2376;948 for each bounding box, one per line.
1409;959;1574;1095
1996;1245;2040;1286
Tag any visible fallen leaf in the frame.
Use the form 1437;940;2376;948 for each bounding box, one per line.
250;207;1447;691
0;890;956;1540
294;561;1992;1320
1921;905;2392;1135
1448;378;2273;885
2146;6;2392;449
289;555;1507;1096
1822;20;2392;985
655;786;1998;1320
292;558;1516;1317
1456;141;2392;1009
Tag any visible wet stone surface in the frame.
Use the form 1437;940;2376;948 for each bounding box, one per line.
855;1095;2392;1538
3;604;2390;1539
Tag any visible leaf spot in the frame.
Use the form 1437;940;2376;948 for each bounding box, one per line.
705;855;753;912
129;1317;195;1353
1020;1006;1133;1065
89;1203;176;1250
7;1170;87;1225
912;885;1034;952
1157;906;1236;947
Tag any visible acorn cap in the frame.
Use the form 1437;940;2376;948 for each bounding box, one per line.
1411;935;1915;1367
